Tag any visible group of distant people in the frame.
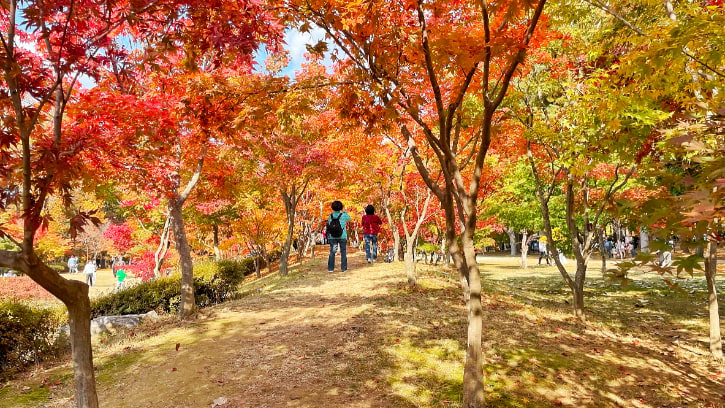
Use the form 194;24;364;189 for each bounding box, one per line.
66;255;128;292
325;201;383;272
602;236;639;259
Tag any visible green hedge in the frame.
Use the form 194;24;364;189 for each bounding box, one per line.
90;256;267;317
0;301;65;379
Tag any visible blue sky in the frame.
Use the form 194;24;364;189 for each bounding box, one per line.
254;27;334;78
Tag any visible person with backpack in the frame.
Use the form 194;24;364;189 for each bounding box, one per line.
327;200;352;272
361;204;383;263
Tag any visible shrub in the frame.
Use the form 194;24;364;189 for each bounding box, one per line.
90;275;180;317
416;243;440;253
91;258;249;317
0;301;65;379
0;276;53;300
214;259;248;285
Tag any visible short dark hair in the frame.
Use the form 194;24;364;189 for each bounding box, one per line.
331;200;343;211
365;205;375;215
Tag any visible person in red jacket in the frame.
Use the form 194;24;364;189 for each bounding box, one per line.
362;204;383;263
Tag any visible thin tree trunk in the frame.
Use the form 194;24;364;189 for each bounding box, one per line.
573;260;587;320
212;224;221;261
384;206;401;262
507;228;518;256
153;216;171;277
279;192;296;277
404;243;416;286
169;200;195;319
704;240;723;360
279;213;295;276
520;231;529;268
639;227;649;253
598;230;607;275
461;223;484;408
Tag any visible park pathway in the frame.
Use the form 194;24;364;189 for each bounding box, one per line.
87;250;455;408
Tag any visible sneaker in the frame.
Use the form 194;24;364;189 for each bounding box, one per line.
367;259;372;263
328;270;334;273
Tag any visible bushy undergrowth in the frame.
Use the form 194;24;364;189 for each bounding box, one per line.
0;276;53;300
90;256;270;317
0;301;65;379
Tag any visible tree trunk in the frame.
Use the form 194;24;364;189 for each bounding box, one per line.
169;200;195;319
153;216;171;277
254;256;261;279
212;224;221;261
461;225;484;408
639;227;649;253
572;260;587;320
279;203;295;277
507;228;518;256
404;241;416;286
520;231;528;268
598;230;607;275
704;240;723;360
384;206;401;262
67;297;99;408
0;251;99;408
263;248;272;275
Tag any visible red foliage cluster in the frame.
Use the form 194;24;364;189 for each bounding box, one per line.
0;276;53;300
103;223;134;253
125;251;157;282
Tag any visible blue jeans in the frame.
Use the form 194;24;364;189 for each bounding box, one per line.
364;234;378;261
327;239;347;271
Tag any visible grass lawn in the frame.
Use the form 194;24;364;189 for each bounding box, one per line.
1;252;723;407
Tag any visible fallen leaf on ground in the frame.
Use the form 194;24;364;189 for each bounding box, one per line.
211;396;228;407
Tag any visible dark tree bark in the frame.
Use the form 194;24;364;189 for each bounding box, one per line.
212;224;221;260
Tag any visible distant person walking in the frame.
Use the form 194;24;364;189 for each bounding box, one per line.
83;260;97;287
67;255;78;274
538;236;550;265
114;267;127;293
327;200;352;273
362;205;383;263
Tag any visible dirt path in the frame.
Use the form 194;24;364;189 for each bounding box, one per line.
41;250;456;408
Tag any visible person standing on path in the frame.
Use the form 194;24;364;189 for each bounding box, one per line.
114;267;127;293
327;200;352;272
362;205;383;263
83;260;97;287
67;255;78;274
538;236;551;265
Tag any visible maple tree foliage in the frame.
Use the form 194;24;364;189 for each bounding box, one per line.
1;0;285;404
279;2;551;404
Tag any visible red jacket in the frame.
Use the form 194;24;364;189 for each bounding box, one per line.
362;214;383;235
